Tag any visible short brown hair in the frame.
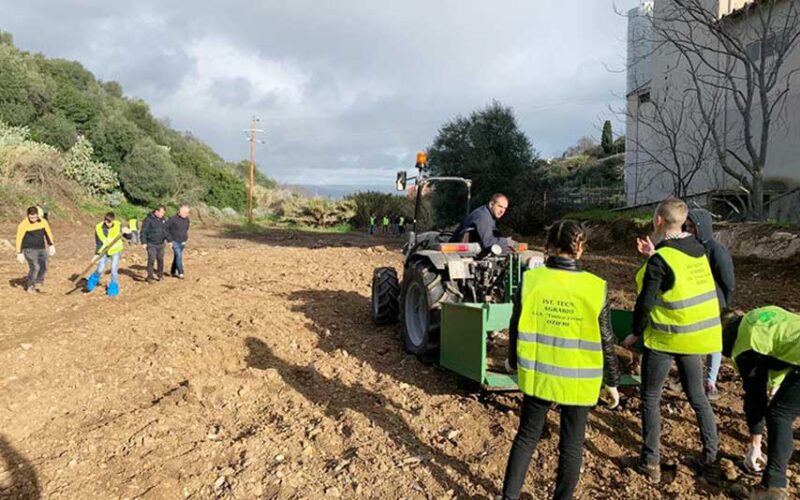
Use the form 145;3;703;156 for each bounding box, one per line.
655;197;688;229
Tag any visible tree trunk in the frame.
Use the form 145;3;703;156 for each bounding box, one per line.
752;170;765;220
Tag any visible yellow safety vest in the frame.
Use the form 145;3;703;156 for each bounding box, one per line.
129;218;138;232
516;266;607;406
635;246;721;355
96;220;124;256
732;306;800;388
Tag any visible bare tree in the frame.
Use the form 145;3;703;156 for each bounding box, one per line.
627;88;721;198
651;0;800;219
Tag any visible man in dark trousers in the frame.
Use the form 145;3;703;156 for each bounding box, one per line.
722;307;800;500
685;208;735;400
623;198;721;484
450;193;511;250
166;205;190;279
15;206;56;293
140;205;168;284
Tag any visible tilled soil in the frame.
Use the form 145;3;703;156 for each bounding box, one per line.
0;225;798;499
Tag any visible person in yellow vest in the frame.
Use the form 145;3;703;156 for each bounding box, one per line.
128;217;140;244
15;206;56;293
622;198;721;484
382;215;390;234
501;220;620;500
87;212;130;297
721;307;800;500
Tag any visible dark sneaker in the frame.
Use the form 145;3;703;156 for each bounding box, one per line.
620;456;661;484
687;456;721;485
750;486;789;500
706;383;721;401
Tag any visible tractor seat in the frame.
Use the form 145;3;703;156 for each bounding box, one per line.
460;227;481;244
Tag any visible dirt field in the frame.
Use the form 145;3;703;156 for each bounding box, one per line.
1;224;798;499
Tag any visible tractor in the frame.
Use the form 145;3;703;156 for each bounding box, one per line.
370;153;544;388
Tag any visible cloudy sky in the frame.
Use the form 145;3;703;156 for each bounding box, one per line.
1;0;640;188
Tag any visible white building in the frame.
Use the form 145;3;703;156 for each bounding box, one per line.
624;0;800;221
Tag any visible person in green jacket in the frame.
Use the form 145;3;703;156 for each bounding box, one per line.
722;307;800;500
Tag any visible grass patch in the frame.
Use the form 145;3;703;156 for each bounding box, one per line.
228;220;355;235
77;200;149;222
566;208;652;226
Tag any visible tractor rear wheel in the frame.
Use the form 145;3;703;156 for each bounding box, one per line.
371;267;399;325
400;260;456;356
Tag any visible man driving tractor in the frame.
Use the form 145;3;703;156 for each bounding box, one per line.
450;193;511;250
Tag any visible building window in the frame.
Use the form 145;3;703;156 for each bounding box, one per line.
746;29;791;61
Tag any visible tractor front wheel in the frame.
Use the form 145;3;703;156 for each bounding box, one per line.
371;267;399;325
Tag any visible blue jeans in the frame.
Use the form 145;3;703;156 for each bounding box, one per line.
171;242;185;276
706;352;722;386
95;252;120;282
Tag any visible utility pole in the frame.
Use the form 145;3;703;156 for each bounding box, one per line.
243;116;265;224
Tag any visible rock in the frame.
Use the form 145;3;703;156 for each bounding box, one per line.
446;430;460;441
207;425;224;441
274;454;285;463
214;476;226;490
0;239;12;249
20;343;32;351
325;486;340;497
720;458;739;481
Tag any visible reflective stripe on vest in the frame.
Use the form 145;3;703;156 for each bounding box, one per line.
129;218;138;231
635;246;721;355
516;266;606;406
732;307;800;389
96;221;124;256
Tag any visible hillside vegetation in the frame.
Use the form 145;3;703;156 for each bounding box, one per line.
0;31;263;216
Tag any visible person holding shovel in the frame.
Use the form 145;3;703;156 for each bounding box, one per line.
86;212;131;297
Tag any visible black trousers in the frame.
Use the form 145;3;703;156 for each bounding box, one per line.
502;395;590;500
146;244;164;281
640;348;718;465
763;368;800;488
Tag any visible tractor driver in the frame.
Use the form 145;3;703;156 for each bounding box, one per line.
450;193;512;251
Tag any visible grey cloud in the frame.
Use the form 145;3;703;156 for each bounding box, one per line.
0;0;642;187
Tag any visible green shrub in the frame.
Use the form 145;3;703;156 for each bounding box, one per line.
62;136;118;195
30;113;78;150
118;138;179;204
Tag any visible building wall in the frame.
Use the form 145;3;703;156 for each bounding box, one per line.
624;0;800;220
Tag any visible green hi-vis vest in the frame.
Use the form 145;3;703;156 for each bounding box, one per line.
399;216;405;225
732;306;800;388
635;246;721;355
96;220;124;256
129;218;138;231
382;216;389;226
370;216;376;225
516;266;607;406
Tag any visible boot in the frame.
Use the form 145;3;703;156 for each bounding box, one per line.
107;280;119;297
86;272;101;292
750;486;789;500
620;456;661;484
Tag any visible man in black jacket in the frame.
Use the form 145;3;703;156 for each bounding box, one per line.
685;208;735;400
450;194;511;250
140;205;167;284
166;205;191;279
623;198;721;484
